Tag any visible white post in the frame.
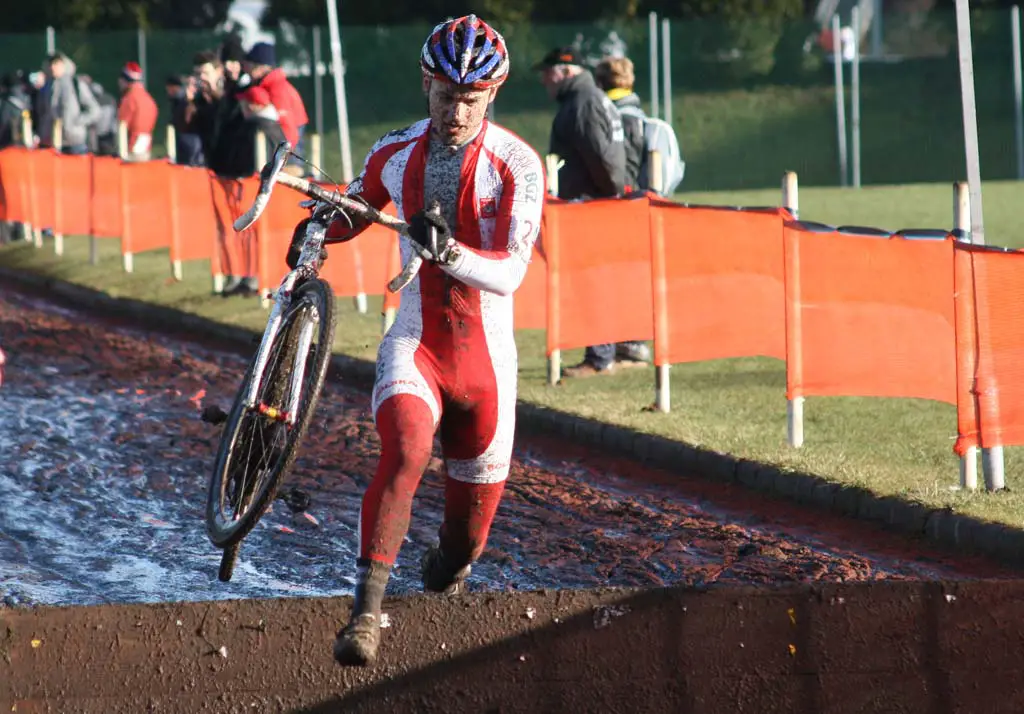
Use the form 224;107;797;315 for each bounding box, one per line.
783;171;803;448
52;120;63;256
311;133;323;178
851;6;862;188
166;124;177;163
956;0;1004;491
1012;6;1024;180
832;14;848;187
137;27;147;88
650;151;670;413
325;0;354;182
313;26;324;138
46;26;55;55
118;120;133;272
661;18;672;124
649;12;659;119
953;181;979;491
545;153;561;386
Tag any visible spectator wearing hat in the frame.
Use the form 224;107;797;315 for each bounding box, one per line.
244;42;309;167
237;84;287;165
533;46;648;377
117;61;157;161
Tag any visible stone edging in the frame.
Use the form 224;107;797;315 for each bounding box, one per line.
3;265;1022;569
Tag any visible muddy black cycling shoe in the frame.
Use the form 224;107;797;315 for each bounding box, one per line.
421;545;471;595
333;614;380;667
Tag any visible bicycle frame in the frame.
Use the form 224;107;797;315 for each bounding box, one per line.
242;217;329;425
232;140;430;426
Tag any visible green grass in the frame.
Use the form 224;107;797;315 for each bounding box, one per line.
4;179;1024;530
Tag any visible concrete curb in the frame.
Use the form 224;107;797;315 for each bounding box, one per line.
4;265;1022;569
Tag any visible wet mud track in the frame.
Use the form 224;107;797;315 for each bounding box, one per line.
0;285;1012;608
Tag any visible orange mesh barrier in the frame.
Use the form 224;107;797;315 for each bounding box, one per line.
0;148;28;222
954;245;981;455
55;154;93;236
321;222;395;298
545;195;654;354
784;222;956;404
651;201;786;365
954;244;1024;450
91;157;123;238
209;177;256;279
514;242;547;331
257;185;310;291
171;167;218;264
122;161;174;255
31;150;56;230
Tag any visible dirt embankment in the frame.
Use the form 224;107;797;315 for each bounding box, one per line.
4;580;1024;713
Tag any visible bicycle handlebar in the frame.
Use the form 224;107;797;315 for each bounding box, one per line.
232;142;425;293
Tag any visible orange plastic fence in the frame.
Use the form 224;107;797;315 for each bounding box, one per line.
171;166;218;264
544;195;655;354
784;222;957;405
955;244;1024;452
651;201;787;365
8;146;1024;458
56;154;93;237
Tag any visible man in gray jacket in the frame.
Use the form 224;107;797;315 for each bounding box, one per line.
534;46;650;377
46;53;101;155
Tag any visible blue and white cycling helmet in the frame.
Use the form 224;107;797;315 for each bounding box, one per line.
420;15;510;89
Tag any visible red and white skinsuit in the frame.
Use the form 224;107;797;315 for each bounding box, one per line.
327;118;545;570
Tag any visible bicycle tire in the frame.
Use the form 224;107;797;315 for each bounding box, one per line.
205;278;336;548
218;541;241;582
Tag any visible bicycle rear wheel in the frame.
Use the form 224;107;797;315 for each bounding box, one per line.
205;278;336;549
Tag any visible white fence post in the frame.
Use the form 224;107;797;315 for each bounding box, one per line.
545;153;561;386
649;150;670;413
783;171;803;448
953;181;979;491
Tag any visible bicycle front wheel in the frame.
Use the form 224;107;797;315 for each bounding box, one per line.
205;278;336;549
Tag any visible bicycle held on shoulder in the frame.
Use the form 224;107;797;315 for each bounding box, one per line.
205;141;440;582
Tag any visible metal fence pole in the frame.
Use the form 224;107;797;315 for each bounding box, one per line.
46;26;55;55
138;28;147;88
313;26;324;139
1012;6;1023;179
649;12;659;119
832;14;849;187
661;18;672;124
851;6;862;187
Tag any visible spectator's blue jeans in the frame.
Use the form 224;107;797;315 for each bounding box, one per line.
585;344;616;370
63;144;88;155
585;341;649;370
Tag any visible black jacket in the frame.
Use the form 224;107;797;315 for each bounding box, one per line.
609;91;647;192
189;80;254;179
547;71;626;200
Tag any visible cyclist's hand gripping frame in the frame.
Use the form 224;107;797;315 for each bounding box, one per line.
232;141;427;293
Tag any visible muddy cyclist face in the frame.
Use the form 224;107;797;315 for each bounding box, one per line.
423;76;496;147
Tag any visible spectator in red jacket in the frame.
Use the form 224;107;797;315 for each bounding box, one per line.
117;62;157;161
243;43;310;168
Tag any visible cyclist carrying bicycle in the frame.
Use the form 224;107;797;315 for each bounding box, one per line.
301;15;545;666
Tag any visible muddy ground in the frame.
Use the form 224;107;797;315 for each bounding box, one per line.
0;284;1012;610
